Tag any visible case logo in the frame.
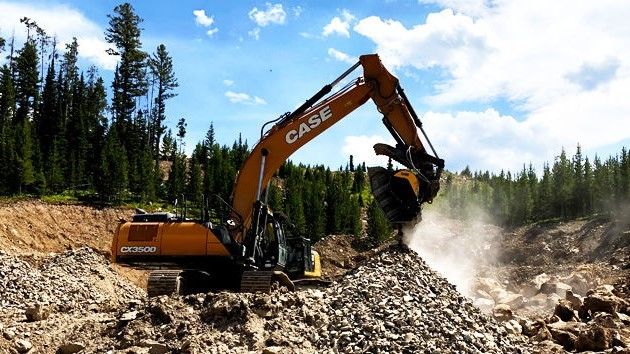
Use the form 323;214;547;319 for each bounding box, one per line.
285;105;333;144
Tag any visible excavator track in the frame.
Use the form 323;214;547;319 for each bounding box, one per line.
368;166;420;225
147;270;182;297
240;270;296;292
240;271;273;293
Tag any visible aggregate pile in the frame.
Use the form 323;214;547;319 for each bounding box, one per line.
0;248;144;313
0;246;530;353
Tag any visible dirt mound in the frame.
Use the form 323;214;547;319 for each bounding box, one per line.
0;200;132;255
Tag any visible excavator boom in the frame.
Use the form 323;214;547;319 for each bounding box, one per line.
230;54;443;245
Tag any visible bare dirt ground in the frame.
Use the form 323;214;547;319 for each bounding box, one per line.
0;200;628;353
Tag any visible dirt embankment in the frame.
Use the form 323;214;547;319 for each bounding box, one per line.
0;200;132;255
0;200;147;288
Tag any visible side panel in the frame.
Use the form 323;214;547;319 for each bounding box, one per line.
160;222;208;256
303;251;321;278
206;230;231;257
114;221;232;261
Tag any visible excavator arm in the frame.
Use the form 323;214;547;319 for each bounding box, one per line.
229;54;443;245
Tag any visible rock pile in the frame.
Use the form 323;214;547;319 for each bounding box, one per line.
0;247;144;314
473;271;600;317
491;283;630;352
63;247;529;353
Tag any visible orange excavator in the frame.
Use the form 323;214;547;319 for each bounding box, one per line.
111;54;444;295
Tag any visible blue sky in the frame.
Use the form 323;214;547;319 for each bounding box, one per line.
1;0;630;173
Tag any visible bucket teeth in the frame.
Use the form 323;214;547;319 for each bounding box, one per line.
368;167;421;226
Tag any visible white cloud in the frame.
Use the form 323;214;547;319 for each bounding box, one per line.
354;10;490;80
342;135;396;167
327;48;356;65
222;79;234;86
299;32;315;39
193;9;219;37
292;6;303;17
0;2;117;70
206;28;219;37
419;0;492;17
421;109;548;172
225;90;267;105
352;1;630;171
193;9;213;26
322;10;355;37
248;27;261;40
249;3;287;27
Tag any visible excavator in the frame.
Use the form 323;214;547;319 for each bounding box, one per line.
111;54;444;296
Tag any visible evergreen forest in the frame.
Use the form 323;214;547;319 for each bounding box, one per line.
0;3;628;244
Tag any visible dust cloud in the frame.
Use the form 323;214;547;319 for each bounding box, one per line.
402;207;500;297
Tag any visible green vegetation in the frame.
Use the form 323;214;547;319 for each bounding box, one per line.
366;199;393;245
436;144;630;225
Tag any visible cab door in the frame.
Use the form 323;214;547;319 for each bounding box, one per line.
275;220;288;268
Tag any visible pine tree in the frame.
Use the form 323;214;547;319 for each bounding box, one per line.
161;129;176;160
14;39;39;193
84;67;108;187
366;199;392;244
167;151;186;201
0;64;17;193
148;44;178;160
106;3;148;127
187;159;203;203
99;128;128;200
552;148;573;219
352;165;366;193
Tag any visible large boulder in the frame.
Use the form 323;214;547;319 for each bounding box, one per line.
498;293;526;310
14;339;32;353
492;304;513;322
565;290;583;310
539;281;572;297
548;322;586;351
583;294;619;315
554;300;577;322
574;325;614;352
562;272;594;295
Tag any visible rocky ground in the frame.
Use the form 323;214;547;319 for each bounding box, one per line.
0;245;529;353
0;200;629;353
404;208;630;353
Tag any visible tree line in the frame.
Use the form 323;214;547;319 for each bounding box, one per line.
0;3;393;244
437;145;630;225
0;4;181;200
